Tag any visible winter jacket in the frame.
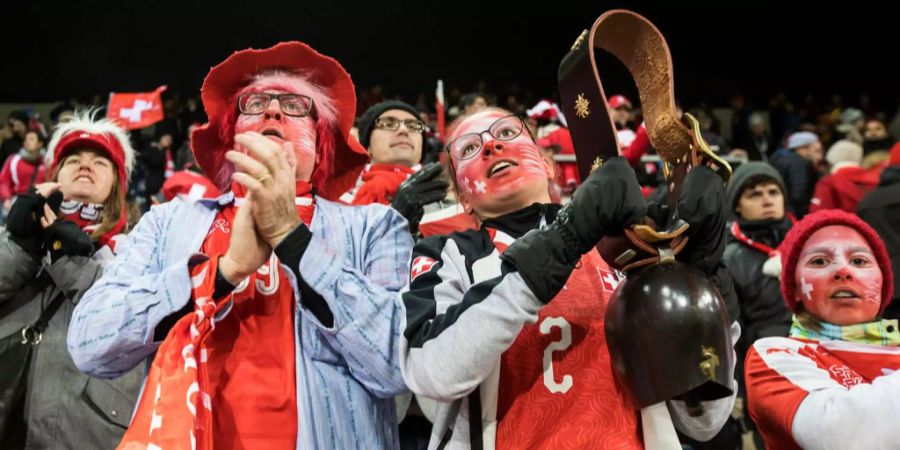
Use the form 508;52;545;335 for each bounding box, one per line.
0;229;144;449
857;166;900;320
809;164;879;214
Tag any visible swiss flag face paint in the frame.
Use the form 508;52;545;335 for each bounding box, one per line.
795;225;883;325
450;110;552;218
235;75;318;181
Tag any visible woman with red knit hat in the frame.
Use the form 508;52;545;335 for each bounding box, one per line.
0;109;143;449
745;209;899;449
69;42;413;449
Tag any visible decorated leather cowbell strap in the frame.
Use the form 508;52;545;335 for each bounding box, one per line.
557;9;691;181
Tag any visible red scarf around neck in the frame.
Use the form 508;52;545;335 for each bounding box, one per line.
118;183;316;450
58;199;125;249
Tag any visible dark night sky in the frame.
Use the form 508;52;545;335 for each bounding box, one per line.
3;1;898;111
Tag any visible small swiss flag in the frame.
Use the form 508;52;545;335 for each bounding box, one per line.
410;256;438;282
598;268;623;292
107;85;167;130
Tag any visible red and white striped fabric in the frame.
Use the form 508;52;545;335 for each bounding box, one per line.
746;336;900;449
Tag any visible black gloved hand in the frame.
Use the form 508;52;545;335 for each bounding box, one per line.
501;157;646;301
676;165;727;275
390;163;449;234
43;219;95;262
550;157;647;260
5;188;46;257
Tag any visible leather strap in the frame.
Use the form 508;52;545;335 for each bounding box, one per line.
558;9;690;181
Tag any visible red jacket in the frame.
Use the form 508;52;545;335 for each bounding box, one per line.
0;153;46;200
809;164;879;214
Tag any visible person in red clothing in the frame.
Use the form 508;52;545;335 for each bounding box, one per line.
0;129;47;216
810;139;879;213
400;107;739;449
745;210;899;449
344;100;449;235
527;99;580;191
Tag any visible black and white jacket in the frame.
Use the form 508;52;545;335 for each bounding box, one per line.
399;204;739;450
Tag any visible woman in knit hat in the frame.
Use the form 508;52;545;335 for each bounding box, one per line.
744;209;899;449
0;109;143;449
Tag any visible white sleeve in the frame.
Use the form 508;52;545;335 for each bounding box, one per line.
792;368;900;449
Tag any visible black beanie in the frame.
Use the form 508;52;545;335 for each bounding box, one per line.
357;100;420;149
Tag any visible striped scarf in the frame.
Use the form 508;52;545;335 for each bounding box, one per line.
790;313;900;347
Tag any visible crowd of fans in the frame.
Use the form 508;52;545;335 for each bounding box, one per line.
2;81;899;449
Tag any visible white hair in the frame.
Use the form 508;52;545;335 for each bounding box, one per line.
46;107;135;178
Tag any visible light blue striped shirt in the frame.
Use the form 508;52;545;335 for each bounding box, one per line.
67;192;413;449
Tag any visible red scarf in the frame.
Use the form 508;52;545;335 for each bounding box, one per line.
351;163;414;205
118;183;315;450
58;199;125;249
729;215;796;258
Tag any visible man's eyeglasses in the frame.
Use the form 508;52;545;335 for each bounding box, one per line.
374;117;426;133
446;115;529;161
237;92;314;118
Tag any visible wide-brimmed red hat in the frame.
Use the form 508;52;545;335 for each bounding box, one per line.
190;41;368;201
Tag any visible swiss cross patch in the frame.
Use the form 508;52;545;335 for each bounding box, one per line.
410;256;438;282
598;268;624;292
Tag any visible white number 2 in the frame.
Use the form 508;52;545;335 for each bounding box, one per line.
540;316;573;394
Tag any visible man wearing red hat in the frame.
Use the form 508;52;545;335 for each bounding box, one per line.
69;42;412;449
745;210;900;449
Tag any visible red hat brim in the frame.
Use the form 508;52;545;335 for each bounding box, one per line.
190;41;368;201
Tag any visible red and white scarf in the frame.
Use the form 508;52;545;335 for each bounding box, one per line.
58;199;126;250
118;182;315;450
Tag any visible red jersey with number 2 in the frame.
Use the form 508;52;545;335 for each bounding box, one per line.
496;249;641;450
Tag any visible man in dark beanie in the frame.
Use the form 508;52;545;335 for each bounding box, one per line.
722;161;795;447
344;100;447;235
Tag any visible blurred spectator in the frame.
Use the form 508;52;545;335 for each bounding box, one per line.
734;112;774;161
1;110;30;164
609;94;636;147
137;132;173;206
0;129;47;215
769;131;822;218
809;140;878;214
459;92;487;116
178;95;206;128
835;107;865;144
863;118;894;154
49;102;76;126
528;100;577;192
857;141;900;321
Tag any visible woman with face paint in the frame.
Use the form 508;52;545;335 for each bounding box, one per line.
399;107;739;449
68;43;412;449
745;209;900;449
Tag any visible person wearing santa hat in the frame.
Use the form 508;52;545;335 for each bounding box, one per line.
68;42;412;449
0;109;143;449
745;209;900;449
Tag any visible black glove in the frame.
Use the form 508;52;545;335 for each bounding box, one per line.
390;163;449;234
502;157;647;301
43;219;95;262
676;166;727;275
5;188;46;257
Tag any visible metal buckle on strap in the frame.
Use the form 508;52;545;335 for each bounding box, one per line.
21;326;42;345
681;113;733;182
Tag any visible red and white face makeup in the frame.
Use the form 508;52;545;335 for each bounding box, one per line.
795;225;883;325
234;74;318;181
449;110;553;219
